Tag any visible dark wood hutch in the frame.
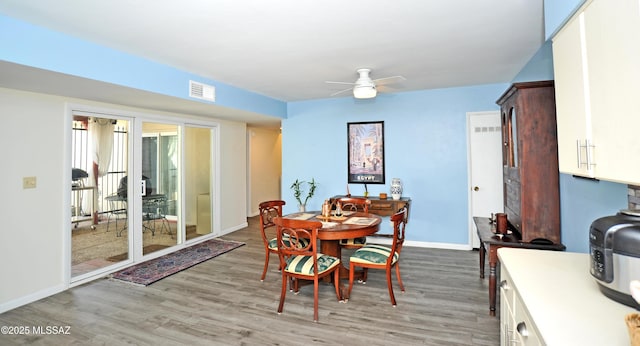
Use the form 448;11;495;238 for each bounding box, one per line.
497;80;561;244
474;81;565;316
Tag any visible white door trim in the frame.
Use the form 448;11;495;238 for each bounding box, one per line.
466;110;502;248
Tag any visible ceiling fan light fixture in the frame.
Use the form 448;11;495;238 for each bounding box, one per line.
353;85;377;99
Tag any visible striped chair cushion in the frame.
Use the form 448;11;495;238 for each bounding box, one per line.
268;235;310;250
350;244;399;265
284;254;340;275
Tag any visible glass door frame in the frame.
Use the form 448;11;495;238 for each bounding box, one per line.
183;123;219;241
134;118;182;260
68;105;220;287
69;109;135;285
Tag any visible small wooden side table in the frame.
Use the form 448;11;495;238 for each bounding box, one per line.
473;216;565;316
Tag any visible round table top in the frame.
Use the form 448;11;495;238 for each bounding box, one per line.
285;211;381;240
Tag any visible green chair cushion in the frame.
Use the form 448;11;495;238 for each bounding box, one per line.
339;237;367;247
285;254;340;275
268;235;310;250
350;244;399;265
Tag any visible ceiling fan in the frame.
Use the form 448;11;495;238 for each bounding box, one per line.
325;68;406;99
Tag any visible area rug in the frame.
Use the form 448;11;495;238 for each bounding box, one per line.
111;238;245;286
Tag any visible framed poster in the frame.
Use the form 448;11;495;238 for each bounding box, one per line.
347;121;385;184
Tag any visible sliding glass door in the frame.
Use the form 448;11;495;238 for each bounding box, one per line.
141;122;181;253
184;125;214;240
70;109;218;282
71;115;130;278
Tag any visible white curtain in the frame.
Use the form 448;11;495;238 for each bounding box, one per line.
79;117;114;216
89;117;115;179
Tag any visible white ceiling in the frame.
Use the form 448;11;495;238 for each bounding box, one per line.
0;0;545;125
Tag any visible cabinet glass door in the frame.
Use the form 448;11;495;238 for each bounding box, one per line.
508;108;518;167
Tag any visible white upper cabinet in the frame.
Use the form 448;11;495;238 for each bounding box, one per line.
552;0;640;185
552;11;592;177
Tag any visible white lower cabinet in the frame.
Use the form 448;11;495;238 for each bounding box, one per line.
500;267;542;345
498;248;636;345
512;294;542;345
500;271;516;345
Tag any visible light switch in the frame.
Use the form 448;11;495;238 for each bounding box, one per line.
23;176;37;189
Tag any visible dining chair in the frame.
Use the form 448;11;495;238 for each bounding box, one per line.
258;200;286;281
335;197;371;249
347;205;408;306
258;200;312;282
273;216;342;322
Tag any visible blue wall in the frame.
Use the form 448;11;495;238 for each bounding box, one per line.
0;14;287;118
560;175;627;252
284;84;507;245
544;0;585;39
511;41;554;82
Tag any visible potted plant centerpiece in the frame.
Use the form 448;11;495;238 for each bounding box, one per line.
290;178;317;212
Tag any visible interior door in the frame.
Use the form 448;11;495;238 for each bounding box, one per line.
468;111;504;248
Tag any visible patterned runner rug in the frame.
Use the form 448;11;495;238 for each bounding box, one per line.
111;238;245;285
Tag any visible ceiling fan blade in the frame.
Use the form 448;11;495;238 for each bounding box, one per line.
325;81;356;85
330;87;353;96
373;75;406;86
377;85;400;93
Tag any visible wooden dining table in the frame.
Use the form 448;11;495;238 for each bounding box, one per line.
284;211;382;295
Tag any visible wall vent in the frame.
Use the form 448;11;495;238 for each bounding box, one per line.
189;80;215;102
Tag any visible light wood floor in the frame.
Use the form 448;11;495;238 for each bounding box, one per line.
0;216;500;345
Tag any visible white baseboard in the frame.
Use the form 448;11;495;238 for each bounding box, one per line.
366;237;473;251
0;283;66;314
220;221;249;236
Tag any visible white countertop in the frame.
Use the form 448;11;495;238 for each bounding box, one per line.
498;248;637;345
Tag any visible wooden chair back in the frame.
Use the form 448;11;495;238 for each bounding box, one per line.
257;200;287;281
335;197;371;213
335;197;372;249
273;217;321;262
258;200;285;247
389;205;408;259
